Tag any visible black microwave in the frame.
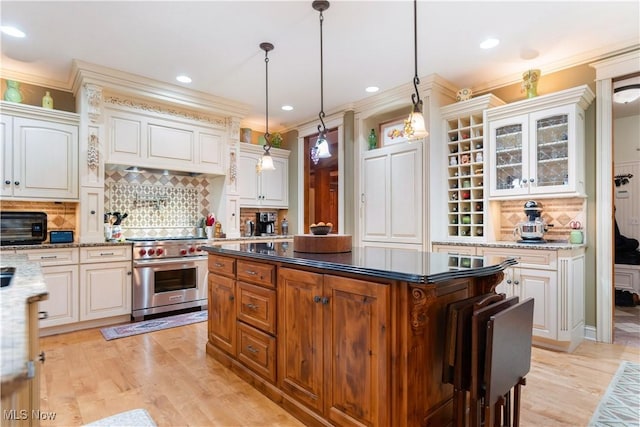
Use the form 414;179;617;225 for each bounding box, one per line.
0;212;48;246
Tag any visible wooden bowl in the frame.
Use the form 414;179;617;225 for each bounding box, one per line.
310;225;332;235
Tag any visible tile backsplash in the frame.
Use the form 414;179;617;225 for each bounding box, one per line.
497;198;586;241
105;169;214;238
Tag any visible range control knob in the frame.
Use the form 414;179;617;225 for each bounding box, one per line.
156;248;164;256
148;249;156;255
189;247;196;253
138;249;147;256
196;247;202;252
180;249;187;255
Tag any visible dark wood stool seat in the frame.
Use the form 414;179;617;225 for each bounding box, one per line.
472;297;535;427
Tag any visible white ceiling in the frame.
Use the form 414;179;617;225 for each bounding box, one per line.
1;1;639;130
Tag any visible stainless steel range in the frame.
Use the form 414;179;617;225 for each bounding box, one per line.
129;237;208;321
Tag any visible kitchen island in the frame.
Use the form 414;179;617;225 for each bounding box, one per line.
202;242;516;427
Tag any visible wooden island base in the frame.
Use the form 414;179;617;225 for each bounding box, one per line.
203;245;509;427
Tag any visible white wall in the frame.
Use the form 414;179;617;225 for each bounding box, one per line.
614;113;640;242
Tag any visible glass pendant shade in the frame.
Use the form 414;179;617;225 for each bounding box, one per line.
260;151;276;170
315;137;331;158
405;104;428;141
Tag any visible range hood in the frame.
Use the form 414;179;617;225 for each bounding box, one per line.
106;164;207;177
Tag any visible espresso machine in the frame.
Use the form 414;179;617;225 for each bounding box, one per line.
256;212;276;236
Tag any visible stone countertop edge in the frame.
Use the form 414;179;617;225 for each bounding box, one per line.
202;245;517;285
431;240;586;250
0;254;48;398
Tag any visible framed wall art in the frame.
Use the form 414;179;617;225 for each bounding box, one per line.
380;118;408;146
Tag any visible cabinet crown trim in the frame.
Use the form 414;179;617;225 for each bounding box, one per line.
485;85;595;119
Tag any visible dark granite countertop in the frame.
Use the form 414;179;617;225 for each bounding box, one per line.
1;254;48;398
202;242;517;284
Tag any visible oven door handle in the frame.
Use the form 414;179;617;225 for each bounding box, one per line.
133;257;206;267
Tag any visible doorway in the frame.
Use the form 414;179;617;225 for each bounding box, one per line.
304;128;339;233
612;73;640;347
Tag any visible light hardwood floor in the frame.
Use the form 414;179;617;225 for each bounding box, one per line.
38;322;640;427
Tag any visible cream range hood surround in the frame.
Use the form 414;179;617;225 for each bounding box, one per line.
106;164;220;178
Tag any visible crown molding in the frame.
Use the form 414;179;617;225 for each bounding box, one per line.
70;60;250;119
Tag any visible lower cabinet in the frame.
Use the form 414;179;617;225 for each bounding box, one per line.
476;246;585;352
208;274;236;355
278;268;390;426
16;248;80;328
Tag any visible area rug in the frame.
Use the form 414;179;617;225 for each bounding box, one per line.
589;360;640;426
100;310;207;341
84;408;156;426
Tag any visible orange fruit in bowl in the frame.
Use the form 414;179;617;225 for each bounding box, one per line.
317;221;325;226
326;222;333;228
310;223;317;227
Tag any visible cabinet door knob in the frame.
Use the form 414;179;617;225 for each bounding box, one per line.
229;295;235;301
127;271;132;275
529;178;534;183
322;297;329;305
38;311;49;320
39;351;46;363
506;279;512;284
14;181;19;186
514;280;520;285
4;180;10;185
90;210;96;215
313;295;321;303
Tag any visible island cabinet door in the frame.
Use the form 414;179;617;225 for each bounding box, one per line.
208;274;236;356
323;275;391;427
277;268;324;414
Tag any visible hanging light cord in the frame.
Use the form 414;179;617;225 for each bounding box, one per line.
264;48;271;149
411;0;421;108
317;7;326;137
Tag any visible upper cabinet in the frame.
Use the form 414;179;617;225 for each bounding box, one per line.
238;144;289;208
1;102;79;200
486;85;594;199
104;105;227;175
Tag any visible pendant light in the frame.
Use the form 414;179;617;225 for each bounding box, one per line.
310;0;331;165
259;42;276;171
403;0;428;141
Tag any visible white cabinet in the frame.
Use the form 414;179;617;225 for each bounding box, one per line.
105;108;226;175
16;247;80;328
79;246;132;321
477;246;585;352
1;102;79;200
361;143;422;245
486;85;594;199
238;144;289;208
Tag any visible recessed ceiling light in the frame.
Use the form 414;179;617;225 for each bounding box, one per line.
281;105;293;111
365;86;379;93
480;38;500;49
176;75;192;83
1;26;26;38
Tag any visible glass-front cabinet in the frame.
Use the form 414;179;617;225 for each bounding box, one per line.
486;85;594;199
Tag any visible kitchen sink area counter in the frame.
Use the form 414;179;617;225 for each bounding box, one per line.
1;254;48;400
202;241;516;426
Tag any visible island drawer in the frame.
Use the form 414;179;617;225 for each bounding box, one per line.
237;260;275;288
237;322;276;383
237;281;276;334
208;255;236;278
477;247;557;270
